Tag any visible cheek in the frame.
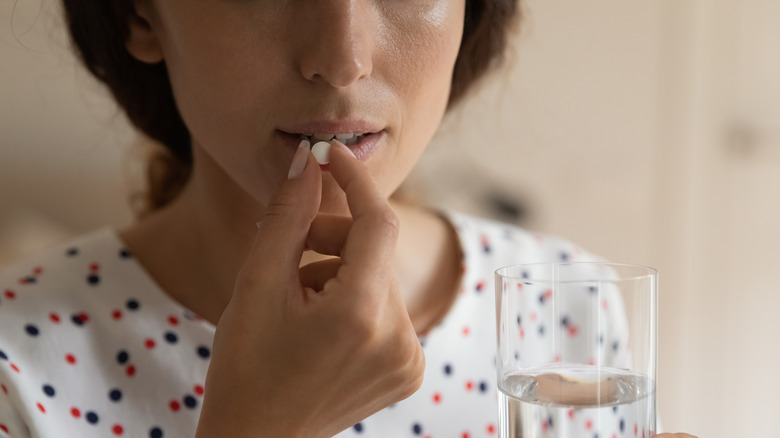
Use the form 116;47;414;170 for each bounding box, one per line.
374;2;465;187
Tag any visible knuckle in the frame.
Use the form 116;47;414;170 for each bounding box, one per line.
372;208;400;238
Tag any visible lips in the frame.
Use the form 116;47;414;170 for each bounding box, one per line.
276;123;385;162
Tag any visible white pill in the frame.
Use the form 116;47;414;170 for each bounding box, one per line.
312;141;331;165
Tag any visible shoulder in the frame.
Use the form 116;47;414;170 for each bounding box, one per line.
441;209;605;268
0;228;129;329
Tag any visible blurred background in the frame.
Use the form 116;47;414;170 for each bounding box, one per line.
2;0;778;436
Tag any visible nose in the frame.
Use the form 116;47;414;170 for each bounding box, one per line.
297;1;375;88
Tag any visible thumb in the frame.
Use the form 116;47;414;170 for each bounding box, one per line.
240;142;322;292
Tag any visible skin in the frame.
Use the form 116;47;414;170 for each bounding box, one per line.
119;0;698;436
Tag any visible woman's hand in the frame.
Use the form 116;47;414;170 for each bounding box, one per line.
196;142;425;437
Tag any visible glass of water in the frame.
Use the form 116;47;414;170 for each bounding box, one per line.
495;262;657;438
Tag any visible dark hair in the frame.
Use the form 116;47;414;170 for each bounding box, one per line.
61;0;521;216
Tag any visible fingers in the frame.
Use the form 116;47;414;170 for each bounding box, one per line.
306;214;351;256
299;258;341;292
239;144;322;297
327;141;399;287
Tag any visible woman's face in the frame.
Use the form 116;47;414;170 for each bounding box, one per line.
134;0;465;212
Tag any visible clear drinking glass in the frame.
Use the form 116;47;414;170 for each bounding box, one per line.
495;262;657;438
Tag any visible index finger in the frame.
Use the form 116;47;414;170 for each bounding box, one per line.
327;141;399;279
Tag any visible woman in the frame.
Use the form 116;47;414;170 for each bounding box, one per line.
0;0;696;436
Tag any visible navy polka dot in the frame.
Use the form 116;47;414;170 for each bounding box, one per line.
149;427;164;438
25;324;40;336
516;315;522;325
559;251;570;261
612;341;620;352
119;249;132;259
612;406;618;413
412;423;423;434
66;247;79;256
561;316;570;327
353;423;364;433
71;314;86;326
117;350;129;364
479;381;489;393
86;411;99;424
87;274;100;285
619;418;626;433
588;285;598;294
126;299;140;311
197;346;211;359
164;332;178;344
443;364;453;375
42;384;55;397
109;389;123;402
184;395;198;409
599;334;605;345
538;294;546;304
0;349;7;360
547;415;554;427
521;270;529;279
538;325;545;336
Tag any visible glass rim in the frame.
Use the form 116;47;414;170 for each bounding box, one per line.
495;261;657;283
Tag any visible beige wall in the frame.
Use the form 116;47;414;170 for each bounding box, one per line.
2;1;778;436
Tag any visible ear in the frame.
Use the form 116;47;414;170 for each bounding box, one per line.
126;5;164;64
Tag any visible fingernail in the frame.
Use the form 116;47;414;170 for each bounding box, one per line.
333;140;356;159
288;140;311;179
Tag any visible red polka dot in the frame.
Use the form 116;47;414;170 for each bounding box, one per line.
145;339;156;349
4;290;15;299
65;354;77;365
516;282;523;289
553;355;562;362
567;409;575;419
635;424;639;436
77;312;89;323
0;424;8;433
170;400;180;412
603;299;609;310
543;289;553;300
432;393;442;404
194;384;205;396
112;310;122;320
49;313;61;323
462;433;470;438
36;402;46;413
465;381;474;391
585;419;593;430
89;263;100;272
519;328;525;339
10;364;19;373
462;326;470;336
112;424;124;435
126;365;136;377
33;267;43;275
1;384;7;394
568;325;580;336
530;311;537;322
70;407;81;418
168;315;179;326
487;424;496;434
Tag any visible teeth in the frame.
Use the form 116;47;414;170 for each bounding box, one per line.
335;133;356;141
299;133;366;146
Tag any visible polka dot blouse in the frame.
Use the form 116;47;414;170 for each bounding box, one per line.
0;211;636;437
